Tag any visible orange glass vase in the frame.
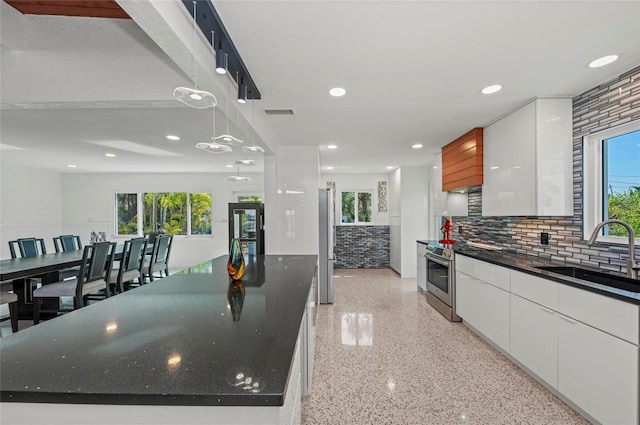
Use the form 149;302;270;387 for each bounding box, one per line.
227;238;245;280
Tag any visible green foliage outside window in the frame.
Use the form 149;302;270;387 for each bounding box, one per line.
607;187;640;237
144;192;188;235
603;130;639;238
342;192;355;223
341;191;371;224
191;193;213;234
358;192;372;222
116;192;212;236
117;193;138;235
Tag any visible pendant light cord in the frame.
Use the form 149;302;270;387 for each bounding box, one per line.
192;1;198;90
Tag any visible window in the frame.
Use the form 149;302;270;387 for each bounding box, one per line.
115;192;212;236
583;121;640;243
116;193;138;235
341;191;372;224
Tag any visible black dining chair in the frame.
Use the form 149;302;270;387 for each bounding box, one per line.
109;237;147;293
32;241;116;324
142;234;172;283
0;292;19;333
8;238;47;258
8;238;48;305
53;235;82;253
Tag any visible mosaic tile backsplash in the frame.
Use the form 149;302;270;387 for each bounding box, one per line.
451;66;640;276
335;226;390;269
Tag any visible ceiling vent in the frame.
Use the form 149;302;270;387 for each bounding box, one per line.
264;109;295;116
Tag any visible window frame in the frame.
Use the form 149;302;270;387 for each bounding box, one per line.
340;190;373;225
114;191;213;238
583;120;640;245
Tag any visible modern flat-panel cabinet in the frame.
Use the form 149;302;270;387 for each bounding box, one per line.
482;98;572;216
456;254;639;425
456;256;510;351
455;271;478;328
477;281;510;352
416;242;427;292
558;315;638;425
510;270;559;388
510;294;558;388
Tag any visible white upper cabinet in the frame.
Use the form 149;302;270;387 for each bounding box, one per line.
482;99;572;216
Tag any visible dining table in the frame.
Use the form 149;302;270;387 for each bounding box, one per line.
0;243;151;319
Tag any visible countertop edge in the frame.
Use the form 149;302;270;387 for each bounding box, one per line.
455;249;640;305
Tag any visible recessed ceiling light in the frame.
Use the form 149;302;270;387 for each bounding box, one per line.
327;145;338;149
481;84;502;94
412;144;423;149
105;153;116;158
166;135;180;141
226;164;234;168
433;166;438;169
326;166;334;170
67;164;77;168
329;87;346;97
588;55;618;68
386;166;394;170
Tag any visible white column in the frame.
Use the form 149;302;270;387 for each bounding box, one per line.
264;145;319;255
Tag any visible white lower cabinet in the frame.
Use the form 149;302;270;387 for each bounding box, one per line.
478;281;510;352
510;294;558;388
456;254;639;425
455;271;478;328
558;315;639;425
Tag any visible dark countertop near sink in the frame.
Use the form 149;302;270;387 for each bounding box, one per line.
0;254;318;406
454;247;640;305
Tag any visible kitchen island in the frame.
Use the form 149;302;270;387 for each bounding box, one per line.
1;254;318;425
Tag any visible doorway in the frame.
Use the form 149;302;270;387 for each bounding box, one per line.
228;203;265;255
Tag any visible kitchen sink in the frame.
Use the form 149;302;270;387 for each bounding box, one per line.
535;266;640;293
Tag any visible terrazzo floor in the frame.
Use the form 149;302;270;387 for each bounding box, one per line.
301;268;589;425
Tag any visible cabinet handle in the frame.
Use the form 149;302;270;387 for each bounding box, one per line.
560;316;577;324
540;306;555;315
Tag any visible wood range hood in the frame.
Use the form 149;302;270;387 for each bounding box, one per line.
441;127;483;192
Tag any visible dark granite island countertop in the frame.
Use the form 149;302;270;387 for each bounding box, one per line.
1;255;318;425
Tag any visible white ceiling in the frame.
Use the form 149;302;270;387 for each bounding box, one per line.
1;0;639;175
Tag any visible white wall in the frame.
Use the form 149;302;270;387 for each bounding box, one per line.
58;172;263;270
388;166;429;277
0;163;63;258
320;173;389;226
400;166;429;278
389;169;401;272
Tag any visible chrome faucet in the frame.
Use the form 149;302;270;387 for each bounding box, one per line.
588;219;639;280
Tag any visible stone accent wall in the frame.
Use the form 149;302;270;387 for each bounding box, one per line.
452;66;640;275
335;226;390;269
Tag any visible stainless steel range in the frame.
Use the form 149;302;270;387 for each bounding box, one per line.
422;241;460;322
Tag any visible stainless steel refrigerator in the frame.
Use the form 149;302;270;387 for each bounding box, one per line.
318;188;335;304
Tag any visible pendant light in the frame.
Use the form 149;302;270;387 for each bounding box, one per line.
214;72;244;145
226;166;252;182
173;1;217;109
242;99;266;154
235;159;257;166
195;31;231;155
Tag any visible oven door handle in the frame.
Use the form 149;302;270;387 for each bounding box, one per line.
424;253;450;267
